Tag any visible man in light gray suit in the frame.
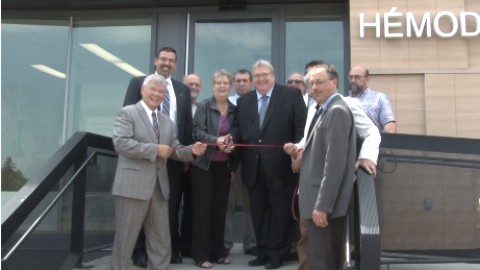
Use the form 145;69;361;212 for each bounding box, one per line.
111;74;206;270
297;64;356;270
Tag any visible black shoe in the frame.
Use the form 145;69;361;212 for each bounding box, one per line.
170;255;183;264
224;247;230;257
248;257;266;266
264;260;283;269
132;252;148;268
245;246;257;256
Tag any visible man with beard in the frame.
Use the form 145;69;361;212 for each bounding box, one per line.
348;65;396;133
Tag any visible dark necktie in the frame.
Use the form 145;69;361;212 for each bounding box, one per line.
307;105;323;138
162;84;170;117
152;111;160;143
258;95;269;128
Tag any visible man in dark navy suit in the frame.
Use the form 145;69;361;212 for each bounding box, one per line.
231;59;307;269
123;47;193;266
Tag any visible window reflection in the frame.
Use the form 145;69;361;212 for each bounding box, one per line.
67;20;151;138
1;19;152;199
2;21;69;201
286;21;345;92
193;22;271;101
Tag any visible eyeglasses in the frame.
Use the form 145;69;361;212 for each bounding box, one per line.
253;73;272;80
348;75;367;80
287;80;303;85
214;81;230;86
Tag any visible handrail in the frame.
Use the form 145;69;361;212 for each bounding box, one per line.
353;168;381;270
1;132;114;243
381;133;480;155
2;151;97;262
1;132;115;270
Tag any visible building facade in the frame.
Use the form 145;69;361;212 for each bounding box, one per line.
2;0;480;252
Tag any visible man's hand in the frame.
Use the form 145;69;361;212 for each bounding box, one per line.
356;158;376;177
312;210;328;228
283;143;298;158
291;150;303;173
157;144;173;159
192;142;207;156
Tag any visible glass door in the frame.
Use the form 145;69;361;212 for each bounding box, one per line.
187;11;280;101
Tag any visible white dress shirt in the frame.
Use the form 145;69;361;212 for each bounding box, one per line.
296;95;380;164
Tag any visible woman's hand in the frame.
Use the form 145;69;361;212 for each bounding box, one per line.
217;134;235;153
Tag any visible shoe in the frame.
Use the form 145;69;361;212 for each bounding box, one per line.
248;257;266;266
224;247;230;257
245;246;257;256
216;257;231;264
196;260;213;268
170;255;183;264
264;260;283;269
132;252;147;268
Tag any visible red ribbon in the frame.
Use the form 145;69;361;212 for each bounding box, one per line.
173;142;284;149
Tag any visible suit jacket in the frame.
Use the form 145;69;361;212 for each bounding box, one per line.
298;95;356;219
112;102;194;200
123;76;193;145
231;83;307;188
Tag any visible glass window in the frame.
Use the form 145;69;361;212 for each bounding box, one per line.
193;22;272;101
1;20;70;200
67;19;152;138
286;21;345;92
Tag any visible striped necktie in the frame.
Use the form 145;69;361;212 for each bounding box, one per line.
162;84;170;117
258;95;269;128
152;111;160;143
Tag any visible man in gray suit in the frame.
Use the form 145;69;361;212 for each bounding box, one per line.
297;64;356;270
111;74;206;270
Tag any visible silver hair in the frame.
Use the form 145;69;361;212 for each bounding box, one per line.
252;59;275;75
143;74;166;87
212;69;232;85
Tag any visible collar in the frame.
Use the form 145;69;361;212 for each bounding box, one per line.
154;71;173;85
256;86;273;100
140;100;157;116
320;93;340;111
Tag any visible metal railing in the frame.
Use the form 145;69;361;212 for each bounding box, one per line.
1;132;115;270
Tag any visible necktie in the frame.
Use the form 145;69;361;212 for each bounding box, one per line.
152;111;160;143
162;85;170;117
258;95;269;128
307;105;323;138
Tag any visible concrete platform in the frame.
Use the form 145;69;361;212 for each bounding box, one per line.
78;244;480;270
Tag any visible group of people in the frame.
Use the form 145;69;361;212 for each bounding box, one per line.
111;46;396;270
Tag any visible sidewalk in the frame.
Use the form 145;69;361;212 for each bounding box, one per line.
79;244;480;270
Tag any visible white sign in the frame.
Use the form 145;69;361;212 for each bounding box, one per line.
359;7;480;38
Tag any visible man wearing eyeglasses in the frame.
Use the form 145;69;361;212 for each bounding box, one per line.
348;65;397;133
231;59;307;269
287;72;315;109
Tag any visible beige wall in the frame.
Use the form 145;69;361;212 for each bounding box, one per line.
350;0;480;251
350;0;480;138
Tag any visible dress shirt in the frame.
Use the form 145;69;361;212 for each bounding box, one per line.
140;100;158;126
349;87;396;132
228;93;241;106
296;94;380;164
156;72;177;126
256;88;273;113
